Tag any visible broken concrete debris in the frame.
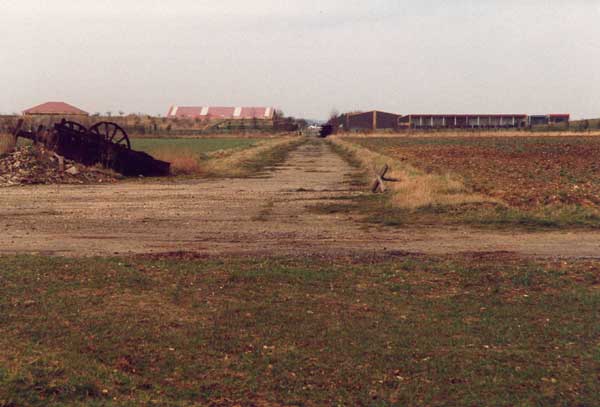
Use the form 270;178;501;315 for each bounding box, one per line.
0;145;120;186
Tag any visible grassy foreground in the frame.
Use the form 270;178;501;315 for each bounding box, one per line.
1;254;598;406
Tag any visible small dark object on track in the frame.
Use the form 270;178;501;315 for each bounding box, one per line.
319;124;334;138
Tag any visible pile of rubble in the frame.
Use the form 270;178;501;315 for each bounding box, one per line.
0;145;120;187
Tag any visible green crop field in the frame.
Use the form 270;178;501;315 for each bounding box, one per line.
130;138;258;155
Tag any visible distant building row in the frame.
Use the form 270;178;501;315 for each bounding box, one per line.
341;111;570;131
166;106;275;120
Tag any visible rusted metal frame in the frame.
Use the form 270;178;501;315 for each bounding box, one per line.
13;118;170;177
371;164;400;194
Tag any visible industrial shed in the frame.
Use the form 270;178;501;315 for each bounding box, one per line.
342;111;401;131
167;106;275;120
400;114;528;129
528;114;570;126
23;102;88;116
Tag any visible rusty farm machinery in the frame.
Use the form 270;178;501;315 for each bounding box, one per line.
13;119;170;177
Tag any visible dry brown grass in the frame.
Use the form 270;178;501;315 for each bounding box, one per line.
0;133;17;155
330;136;492;209
150;149;205;175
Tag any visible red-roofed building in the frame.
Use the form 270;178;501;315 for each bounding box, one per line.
166;106;275;120
22;102;88;116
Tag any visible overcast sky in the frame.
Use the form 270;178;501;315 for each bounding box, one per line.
1;0;599;119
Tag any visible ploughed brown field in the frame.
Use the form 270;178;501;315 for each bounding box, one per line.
348;135;600;210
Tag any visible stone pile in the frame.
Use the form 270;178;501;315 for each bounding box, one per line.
0;145;120;187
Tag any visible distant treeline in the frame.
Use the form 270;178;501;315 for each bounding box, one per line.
0;114;305;136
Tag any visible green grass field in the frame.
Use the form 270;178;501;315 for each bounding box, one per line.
1;254;598;406
130;138;259;155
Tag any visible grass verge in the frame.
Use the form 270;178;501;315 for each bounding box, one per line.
0;254;598;406
328;136;490;209
202;137;305;178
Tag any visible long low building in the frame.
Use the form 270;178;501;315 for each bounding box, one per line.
339;111;570;131
401;114;529;129
167;106;275;120
528;114;571;126
402;114;570;129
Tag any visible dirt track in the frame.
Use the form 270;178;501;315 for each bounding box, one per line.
1;140;600;258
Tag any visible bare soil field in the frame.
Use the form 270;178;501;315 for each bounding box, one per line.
348;135;600;209
2;140;600;258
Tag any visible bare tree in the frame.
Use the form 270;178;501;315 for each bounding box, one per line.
327;109;342;132
329;109;340;120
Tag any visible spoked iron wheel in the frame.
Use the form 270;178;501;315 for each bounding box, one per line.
59;120;88;135
89;122;131;149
